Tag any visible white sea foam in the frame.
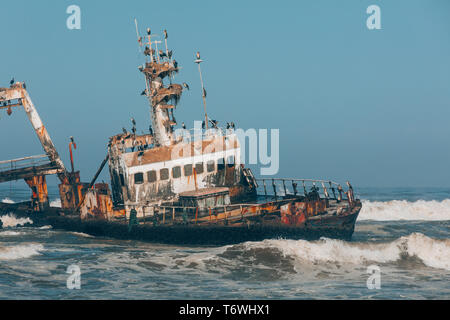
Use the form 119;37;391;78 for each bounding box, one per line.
1;198;15;204
70;232;94;238
0;244;44;260
0;214;33;228
0;230;21;236
359;199;450;221
245;233;450;271
50;199;61;208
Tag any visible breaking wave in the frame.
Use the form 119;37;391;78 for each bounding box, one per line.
50;199;61;208
0;214;33;228
359;199;450;221
240;233;450;271
0;244;44;260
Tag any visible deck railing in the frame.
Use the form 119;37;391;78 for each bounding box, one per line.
0;154;51;173
255;178;351;202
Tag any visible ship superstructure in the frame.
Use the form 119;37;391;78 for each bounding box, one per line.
106;27;256;218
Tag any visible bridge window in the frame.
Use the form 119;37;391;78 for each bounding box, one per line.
160;168;169;180
227;155;235;168
218;158;225;171
207;160;215;173
147;170;157;183
172;166;181;179
134;172;144;184
195;162;204;174
184;164;193;176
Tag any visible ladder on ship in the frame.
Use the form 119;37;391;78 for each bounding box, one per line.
242;167;258;189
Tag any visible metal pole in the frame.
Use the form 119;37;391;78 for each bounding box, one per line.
195;53;208;129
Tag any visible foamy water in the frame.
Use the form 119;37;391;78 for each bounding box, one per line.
247;233;450;271
360;199;450;221
1;198;15;204
0;244;44;260
0;214;33;228
0;186;449;299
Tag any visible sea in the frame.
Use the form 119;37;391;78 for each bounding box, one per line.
0;185;449;300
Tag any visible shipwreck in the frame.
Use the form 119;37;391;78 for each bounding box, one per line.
0;26;361;245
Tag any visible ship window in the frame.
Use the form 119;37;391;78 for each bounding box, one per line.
147;170;157;183
184;164;193;176
218;158;225;171
134;172;144;184
227;155;235;168
207;160;215;172
160;168;169;180
172;166;181;179
195;162;204;174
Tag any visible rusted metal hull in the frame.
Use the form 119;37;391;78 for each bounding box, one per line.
0;202;360;245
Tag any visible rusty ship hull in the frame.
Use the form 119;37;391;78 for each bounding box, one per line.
0;199;361;245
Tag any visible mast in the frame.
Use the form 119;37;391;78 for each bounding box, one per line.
135;24;183;147
195;52;209;129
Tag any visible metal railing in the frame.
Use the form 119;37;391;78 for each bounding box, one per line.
255;178;350;201
0;154;51;172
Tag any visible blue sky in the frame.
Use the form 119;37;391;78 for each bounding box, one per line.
1;0;450;188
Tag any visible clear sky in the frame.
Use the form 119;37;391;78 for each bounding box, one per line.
1;0;450;188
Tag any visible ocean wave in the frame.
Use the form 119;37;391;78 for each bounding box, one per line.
0;230;22;236
0;214;33;228
1;198;15;204
0;244;44;260
50;199;61;208
359;199;450;221
242;233;450;271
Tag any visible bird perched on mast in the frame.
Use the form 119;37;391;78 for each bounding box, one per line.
164;29;168;39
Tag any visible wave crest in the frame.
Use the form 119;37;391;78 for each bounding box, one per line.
245;233;450;271
359;199;450;221
0;244;44;260
0;214;33;228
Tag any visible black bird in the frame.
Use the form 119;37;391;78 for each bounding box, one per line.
147;28;151;35
131;117;136;126
202;121;205;130
141;89;147;96
181;122;186;129
159;50;167;59
196;51;201;60
202;88;207;98
226;122;230;129
9;78;14;86
144;46;151;56
231;122;235;129
122;127;127;135
209;119;218;128
164;29;168;39
149;126;153;135
182;82;190;91
167;50;173;59
173;60;178;68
